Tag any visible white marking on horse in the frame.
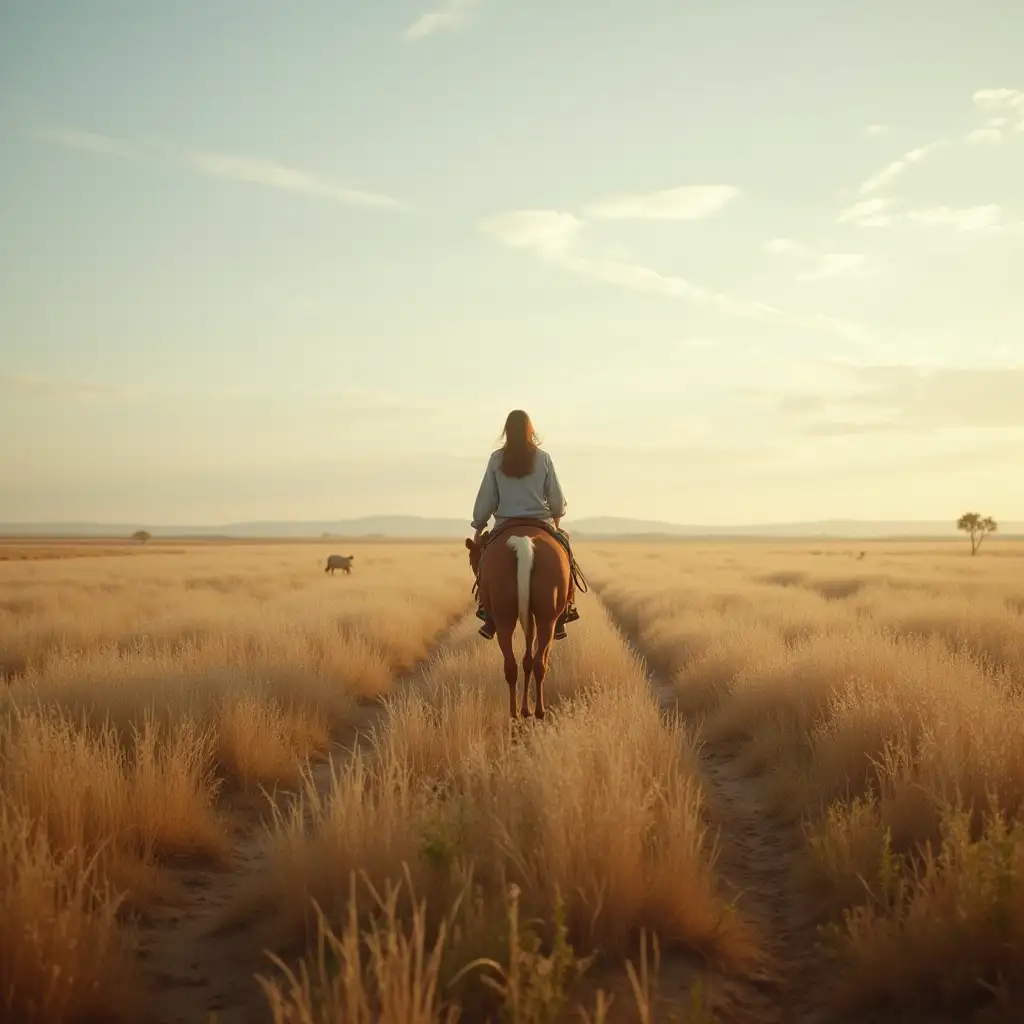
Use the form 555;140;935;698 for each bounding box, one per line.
506;535;535;640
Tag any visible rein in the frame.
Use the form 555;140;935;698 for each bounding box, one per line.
569;555;590;595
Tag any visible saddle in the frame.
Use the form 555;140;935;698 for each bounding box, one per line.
472;518;589;598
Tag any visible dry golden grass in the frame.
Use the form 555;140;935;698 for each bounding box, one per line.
0;540;743;1023
0;544;471;767
257;868;687;1024
589;539;1024;1016
9;535;1019;1022
0;544;163;562
0;542;469;686
0;797;139;1024
249;593;755;1021
0;542;472;1024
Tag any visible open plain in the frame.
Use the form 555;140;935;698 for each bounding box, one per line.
1;538;1022;1024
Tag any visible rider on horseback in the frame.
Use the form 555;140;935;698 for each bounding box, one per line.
470;410;581;641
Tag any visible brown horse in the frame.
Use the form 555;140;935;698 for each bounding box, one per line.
466;522;572;719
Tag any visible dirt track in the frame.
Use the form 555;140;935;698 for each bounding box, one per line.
134;613;473;1024
597;595;834;1024
134;598;870;1024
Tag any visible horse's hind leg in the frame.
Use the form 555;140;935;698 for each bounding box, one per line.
496;627;519;719
532;620;557;720
520;616;535;718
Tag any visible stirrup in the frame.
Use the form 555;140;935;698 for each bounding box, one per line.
478;620;496;639
564;606;580;623
554;622;568;640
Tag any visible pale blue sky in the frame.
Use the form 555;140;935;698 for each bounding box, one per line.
1;0;1022;525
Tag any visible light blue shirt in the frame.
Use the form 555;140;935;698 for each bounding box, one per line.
471;448;567;531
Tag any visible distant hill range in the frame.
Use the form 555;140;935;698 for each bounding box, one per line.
2;515;1021;540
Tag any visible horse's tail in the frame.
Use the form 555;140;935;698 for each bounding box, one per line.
506;535;535;640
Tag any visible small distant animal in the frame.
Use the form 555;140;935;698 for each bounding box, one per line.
325;554;354;575
857;551;866;561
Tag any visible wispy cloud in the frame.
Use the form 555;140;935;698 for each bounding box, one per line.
771;363;1024;435
568;256;707;301
904;205;1002;232
403;0;480;40
764;238;869;282
33;124;407;211
479;185;738;261
763;237;808;256
478;205;872;344
973;87;1024;131
33;125;143;160
837;196;1004;234
0;373;457;416
796;253;869;282
858;142;942;195
835;88;1023;237
765;234;868;282
840;87;1023;221
0;373;144;402
185;151;406;209
959;89;1024;144
582;185;738;221
966;127;1003;145
864;123;890;138
477;209;583;260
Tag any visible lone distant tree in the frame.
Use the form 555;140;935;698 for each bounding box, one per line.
131;529;152;544
957;512;997;555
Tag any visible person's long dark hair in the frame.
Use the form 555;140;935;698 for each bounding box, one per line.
497;409;539;478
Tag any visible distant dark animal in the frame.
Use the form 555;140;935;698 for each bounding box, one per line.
857;551;866;560
325;554;354;575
